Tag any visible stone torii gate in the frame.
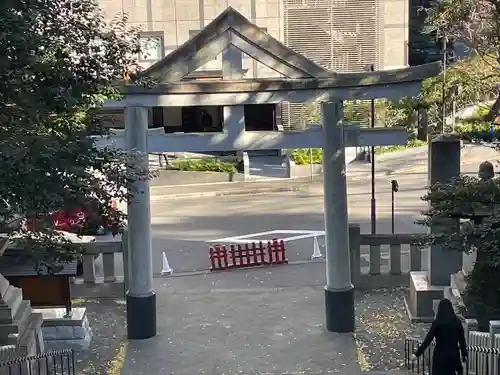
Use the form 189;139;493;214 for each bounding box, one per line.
100;7;441;339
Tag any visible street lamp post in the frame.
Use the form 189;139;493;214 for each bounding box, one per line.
451;83;459;133
391;180;399;234
369;64;376;235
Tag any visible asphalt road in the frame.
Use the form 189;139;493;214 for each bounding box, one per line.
93;144;498;275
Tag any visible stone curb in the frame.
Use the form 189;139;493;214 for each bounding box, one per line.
153;259;326;278
149;185;307;201
149;173;378;200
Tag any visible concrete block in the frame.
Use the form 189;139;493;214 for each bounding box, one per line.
35;307;86;326
55;326;74;340
405;271;445;322
44;336;91;351
41;327;57;340
0;287;23;323
72;327;86;340
37;307;93;351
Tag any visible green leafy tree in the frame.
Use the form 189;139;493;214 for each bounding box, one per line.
420;174;500;329
419;57;498;126
425;0;500;121
0;0;149;271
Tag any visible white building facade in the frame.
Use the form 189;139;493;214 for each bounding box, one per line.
98;0;409;129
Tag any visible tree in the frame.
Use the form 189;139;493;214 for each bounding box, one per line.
425;0;500;120
417;56;499;128
408;0;442;66
420;173;500;330
0;0;149;272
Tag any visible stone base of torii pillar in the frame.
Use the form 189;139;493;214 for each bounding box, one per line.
406;134;463;322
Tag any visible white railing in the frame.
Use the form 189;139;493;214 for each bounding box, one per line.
465;320;500;375
469;331;490;375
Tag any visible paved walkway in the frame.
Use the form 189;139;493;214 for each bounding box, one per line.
122;285;360;375
119;263;427;375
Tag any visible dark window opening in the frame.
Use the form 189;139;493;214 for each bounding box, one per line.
149;104;284;133
244;104;276;131
180;106;223;133
152;107;164;128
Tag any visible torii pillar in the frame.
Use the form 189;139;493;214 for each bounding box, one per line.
124;106;156;340
321;100;355;333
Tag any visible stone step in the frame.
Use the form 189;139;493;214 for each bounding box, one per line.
0;300;32;338
0;285;23;324
18;312;44;356
363;370;412;375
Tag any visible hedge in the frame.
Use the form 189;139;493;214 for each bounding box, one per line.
169;157;237;173
455;121;499;142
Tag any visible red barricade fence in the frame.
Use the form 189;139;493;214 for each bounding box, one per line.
230;242;267;268
209;245;230;271
267;239;288;265
208;239;288;271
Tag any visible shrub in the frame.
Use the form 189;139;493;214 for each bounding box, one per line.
169;158;237;173
376;139;426;154
289;148;322;165
455;121;498;142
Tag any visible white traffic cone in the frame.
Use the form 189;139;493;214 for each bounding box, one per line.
311;236;323;259
161;252;172;275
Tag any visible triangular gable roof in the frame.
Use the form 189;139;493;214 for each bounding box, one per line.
141;7;333;83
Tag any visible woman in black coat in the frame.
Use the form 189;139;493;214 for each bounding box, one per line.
411;298;468;375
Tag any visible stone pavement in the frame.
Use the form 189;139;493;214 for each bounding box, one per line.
119;263;428;375
122;284;360;375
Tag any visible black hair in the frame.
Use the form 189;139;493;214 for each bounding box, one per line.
435;298;458;325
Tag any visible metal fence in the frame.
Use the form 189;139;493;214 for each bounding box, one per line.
405;337;500;375
0;349;74;375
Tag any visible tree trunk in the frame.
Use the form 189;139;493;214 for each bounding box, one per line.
485;92;500;122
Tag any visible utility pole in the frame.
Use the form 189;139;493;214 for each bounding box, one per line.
370;64;376;234
441;36;447;133
452;83;459;133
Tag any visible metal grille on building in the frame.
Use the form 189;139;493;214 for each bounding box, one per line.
282;0;383;130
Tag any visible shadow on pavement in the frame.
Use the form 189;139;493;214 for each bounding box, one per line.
148;212;424;274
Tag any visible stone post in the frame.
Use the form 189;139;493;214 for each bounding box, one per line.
489;321;500;374
417;107;428;142
321;101;355;333
222;46;247;175
122;229;129;294
428;134;462;286
464;318;479;341
124;106;156;340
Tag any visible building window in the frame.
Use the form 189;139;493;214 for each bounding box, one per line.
139;32;165;62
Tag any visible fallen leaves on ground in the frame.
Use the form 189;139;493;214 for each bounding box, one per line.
355;287;430;372
73;298;126;375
